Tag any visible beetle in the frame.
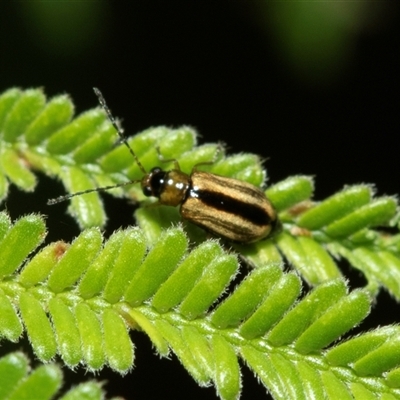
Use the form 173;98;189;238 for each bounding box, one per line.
48;88;280;243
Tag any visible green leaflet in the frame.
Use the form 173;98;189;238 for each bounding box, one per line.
19;291;57;361
7;364;62;400
211;153;265;187
152;240;224;313
48;297;82;366
124;228;188;306
127;309;169;356
0;148;37;190
0;352;106;400
267;278;347;346
211;264;282;329
326;325;400;367
24;95;74;145
59;382;104;400
155;319;211;386
181;325;215;381
100;126;171;174
266;175;314;213
47;228;103;293
324;197;397;238
2;89;46;142
0;289;23;341
19;242;66;288
75;302;105;370
294;289;371;354
276;232;341;285
72;121;116;164
0;214;46;278
0;352;29;400
0;88;23;132
297;185;372;230
239;272;301;339
77;230;127;298
211;334;241;400
46;109;106;154
59;166;107;228
101;228;146;304
320;370;353;400
102;308;133;372
178;253;238;320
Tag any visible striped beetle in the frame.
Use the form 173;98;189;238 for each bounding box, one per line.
48;88;280;243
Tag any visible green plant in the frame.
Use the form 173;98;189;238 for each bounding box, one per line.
1;87;400;399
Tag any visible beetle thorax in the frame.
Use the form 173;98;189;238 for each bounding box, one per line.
142;167;190;207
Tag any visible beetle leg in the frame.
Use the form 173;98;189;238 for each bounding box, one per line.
193;141;225;170
155;145;181;170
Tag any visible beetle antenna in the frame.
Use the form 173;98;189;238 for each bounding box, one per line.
47;179;140;205
48;89;147;206
93;87;147;175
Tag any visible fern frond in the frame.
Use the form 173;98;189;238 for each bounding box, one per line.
2;87;400;398
0;351;106;400
260;178;399;298
2;211;400;398
1;88;399;296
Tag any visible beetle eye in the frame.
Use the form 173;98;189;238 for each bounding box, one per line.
142;168;166;198
149;171;163;196
142;185;153;197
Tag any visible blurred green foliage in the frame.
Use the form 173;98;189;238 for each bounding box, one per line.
17;1;108;56
259;2;392;84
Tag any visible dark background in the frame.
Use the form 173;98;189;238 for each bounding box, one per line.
0;2;399;399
